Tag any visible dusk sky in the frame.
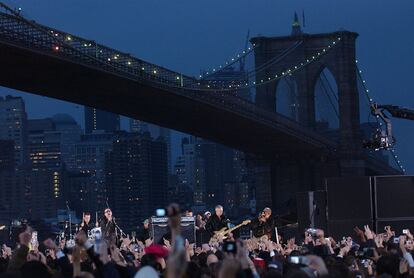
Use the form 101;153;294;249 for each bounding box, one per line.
1;0;413;172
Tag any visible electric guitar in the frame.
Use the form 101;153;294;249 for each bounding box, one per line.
209;219;251;245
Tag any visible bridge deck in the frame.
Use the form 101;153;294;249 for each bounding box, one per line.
0;11;337;155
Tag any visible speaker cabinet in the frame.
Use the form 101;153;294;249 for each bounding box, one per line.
374;176;414;219
150;216;195;244
325;177;373;238
296;191;327;233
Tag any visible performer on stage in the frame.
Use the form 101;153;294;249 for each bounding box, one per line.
80;212;92;235
251;207;275;239
138;219;150;243
205;205;229;238
99;208;116;243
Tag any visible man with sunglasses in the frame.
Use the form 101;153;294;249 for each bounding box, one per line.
99;208;116;244
251;207;275;240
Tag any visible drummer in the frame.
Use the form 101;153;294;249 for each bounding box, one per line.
80;212;92;236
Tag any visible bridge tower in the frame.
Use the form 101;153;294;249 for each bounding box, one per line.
250;21;365;214
252;30;361;159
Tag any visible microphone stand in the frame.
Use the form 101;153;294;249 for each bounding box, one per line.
112;217;126;238
66;202;72;240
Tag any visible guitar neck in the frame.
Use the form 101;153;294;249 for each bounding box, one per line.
224;222;248;235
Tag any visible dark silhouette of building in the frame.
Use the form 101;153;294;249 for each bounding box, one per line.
105;132;168;232
197;140;235;208
0;140;15;172
0;95;28;167
28;118;62;172
52;114;82;170
174;137;206;208
0;140;16;222
62;170;93;218
84;107;120;134
74;131;118;214
25;115;81;219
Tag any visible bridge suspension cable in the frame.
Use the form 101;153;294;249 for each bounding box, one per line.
317;71;339;120
183;37;343;92
199;43;258;80
356;61;405;173
246;40;303;79
0;2;344;95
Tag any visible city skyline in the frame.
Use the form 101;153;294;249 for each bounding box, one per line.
0;0;412;172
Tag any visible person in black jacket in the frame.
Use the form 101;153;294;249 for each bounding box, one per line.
205;205;229;238
100;208;116;244
80;212;92;236
250;207;275;239
138;219;151;243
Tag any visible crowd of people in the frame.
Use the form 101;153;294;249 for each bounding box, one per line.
1;203;414;278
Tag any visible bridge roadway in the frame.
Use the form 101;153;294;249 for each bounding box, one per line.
0;10;336;156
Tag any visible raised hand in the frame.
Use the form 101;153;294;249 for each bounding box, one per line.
137;240;145;251
304;232;313;245
110;245;127;267
145;237;153;247
354;226;366;242
385;225;394;238
374;233;384;248
339;243;351;257
19;231;32;247
120;236;131;250
406;229;414;240
163;238;171;250
364;225;374;240
399;235;407;253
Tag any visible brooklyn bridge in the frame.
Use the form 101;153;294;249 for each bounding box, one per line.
0;3;401;212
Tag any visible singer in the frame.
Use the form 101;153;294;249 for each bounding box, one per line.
99;208;116;243
250;207;275;239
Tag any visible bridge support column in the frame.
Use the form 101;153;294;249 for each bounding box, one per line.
251;154;332;215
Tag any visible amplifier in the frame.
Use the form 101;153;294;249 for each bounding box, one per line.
150;216;195;244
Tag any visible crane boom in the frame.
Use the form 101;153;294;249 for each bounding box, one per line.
376;105;414;121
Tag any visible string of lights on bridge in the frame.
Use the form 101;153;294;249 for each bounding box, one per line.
4;4;407;174
49;27;342;92
356;60;406;173
186;36;344;92
47;30;408;173
198;44;258;79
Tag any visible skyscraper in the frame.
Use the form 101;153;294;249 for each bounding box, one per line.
129;119;149;134
159;127;172;174
0;95;28;167
130;119;173;174
0;140;17;221
52;114;82;170
196;140;236;207
74;131;118;213
84;107;120;134
26;115;82;218
105;132;168;232
28;118;61;172
173;137;207;208
0;140;15;172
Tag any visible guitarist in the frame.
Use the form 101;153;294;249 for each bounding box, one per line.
205;205;229;239
251;207;275;239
